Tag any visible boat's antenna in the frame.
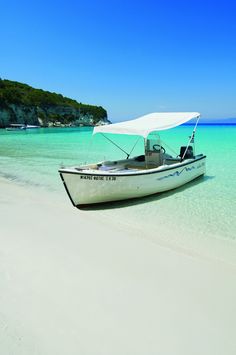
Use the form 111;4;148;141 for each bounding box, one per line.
101;133;130;158
181;115;201;160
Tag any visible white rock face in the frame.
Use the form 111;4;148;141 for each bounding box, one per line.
0;104;109;127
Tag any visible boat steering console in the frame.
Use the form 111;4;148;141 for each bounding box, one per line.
152;144;166;154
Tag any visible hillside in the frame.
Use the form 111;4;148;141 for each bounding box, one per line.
0;79;108;128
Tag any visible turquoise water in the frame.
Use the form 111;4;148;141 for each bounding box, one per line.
0;125;235;249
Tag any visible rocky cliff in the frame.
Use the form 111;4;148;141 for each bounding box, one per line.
0;79;109;128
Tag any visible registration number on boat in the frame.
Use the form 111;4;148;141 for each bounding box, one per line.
80;175;116;181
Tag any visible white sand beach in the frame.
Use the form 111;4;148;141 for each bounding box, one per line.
0;177;236;355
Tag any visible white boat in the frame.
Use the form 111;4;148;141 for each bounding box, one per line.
6;124;26;131
25;125;40;129
6;124;40;131
59;112;206;206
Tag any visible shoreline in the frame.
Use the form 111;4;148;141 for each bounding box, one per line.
0;176;236;354
1;175;235;266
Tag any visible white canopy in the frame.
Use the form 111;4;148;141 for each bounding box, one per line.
93;112;200;138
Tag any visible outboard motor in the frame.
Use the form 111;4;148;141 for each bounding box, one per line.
179;146;194;160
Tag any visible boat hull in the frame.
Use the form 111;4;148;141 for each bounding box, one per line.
59;156;206;206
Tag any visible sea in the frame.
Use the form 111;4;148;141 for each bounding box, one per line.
0;125;235;263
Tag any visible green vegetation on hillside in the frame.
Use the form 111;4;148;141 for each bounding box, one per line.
0;79;107;126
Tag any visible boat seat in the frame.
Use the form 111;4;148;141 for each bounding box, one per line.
134;155;145;162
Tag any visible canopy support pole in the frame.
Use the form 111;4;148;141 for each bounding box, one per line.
101;133;130;158
127;136;141;158
181;115;200;161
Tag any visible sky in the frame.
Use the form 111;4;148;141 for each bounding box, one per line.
0;0;236;122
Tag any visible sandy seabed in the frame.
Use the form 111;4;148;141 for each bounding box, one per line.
0;177;236;355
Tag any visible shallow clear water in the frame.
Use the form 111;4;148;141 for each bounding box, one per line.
0;125;235;251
